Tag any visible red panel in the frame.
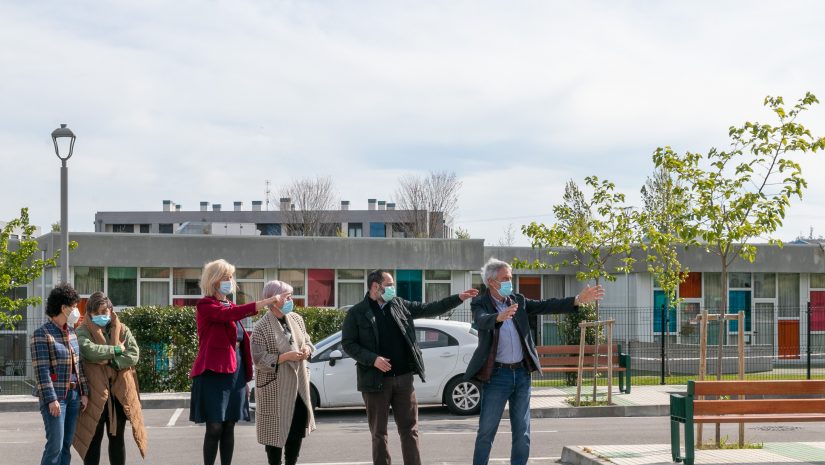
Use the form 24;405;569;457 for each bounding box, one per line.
172;298;200;307
519;276;541;300
811;291;825;331
778;320;800;359
308;269;335;307
679;272;702;298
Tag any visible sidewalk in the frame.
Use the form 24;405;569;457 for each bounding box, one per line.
561;442;825;464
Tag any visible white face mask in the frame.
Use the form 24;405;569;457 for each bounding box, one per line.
66;307;80;326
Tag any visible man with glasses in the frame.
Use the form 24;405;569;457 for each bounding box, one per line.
341;269;478;465
466;258;604;465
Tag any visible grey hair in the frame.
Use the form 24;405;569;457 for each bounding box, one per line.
482;258;511;283
262;280;293;300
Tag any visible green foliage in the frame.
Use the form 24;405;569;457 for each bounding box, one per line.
119;306;198;393
515;176;637;319
1;208;60;329
638;167;691;307
454;227;471;239
654;92;825;315
293;306;347;343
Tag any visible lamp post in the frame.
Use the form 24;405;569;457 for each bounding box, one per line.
51;124;76;284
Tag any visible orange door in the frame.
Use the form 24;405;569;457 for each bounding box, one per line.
778;320;800;359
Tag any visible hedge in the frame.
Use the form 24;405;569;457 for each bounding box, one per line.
119;305;347;393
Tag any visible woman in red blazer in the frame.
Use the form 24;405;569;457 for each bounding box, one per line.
189;259;289;465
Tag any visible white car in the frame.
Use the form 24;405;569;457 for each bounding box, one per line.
250;318;482;415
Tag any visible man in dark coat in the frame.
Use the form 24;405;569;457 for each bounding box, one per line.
466;258;604;465
342;269;478;465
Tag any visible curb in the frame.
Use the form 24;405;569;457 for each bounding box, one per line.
0;394;191;413
560;446;608;465
506;404;669;419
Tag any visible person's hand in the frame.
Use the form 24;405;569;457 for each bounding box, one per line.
373;356;392;373
48;400;60;417
301;345;312;359
496;304;518;322
117;343;126;353
80;395;88;411
258;292;292;311
575;285;605;306
279;350;306;363
459;288;479;301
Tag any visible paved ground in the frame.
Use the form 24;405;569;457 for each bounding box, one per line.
562;442;825;465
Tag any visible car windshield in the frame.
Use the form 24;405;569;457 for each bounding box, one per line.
314;331;341;350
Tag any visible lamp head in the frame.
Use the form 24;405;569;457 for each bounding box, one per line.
51;124;76;161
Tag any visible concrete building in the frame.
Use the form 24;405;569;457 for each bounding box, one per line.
3;232;825;385
94;198;453;238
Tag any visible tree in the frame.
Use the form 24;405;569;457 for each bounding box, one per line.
279;176;338;236
454;227;471;239
1;208;60;329
516;177;637;321
654;92;825;335
394;171;461;238
496;223;517;247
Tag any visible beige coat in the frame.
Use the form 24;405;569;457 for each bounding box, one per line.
251;311;316;447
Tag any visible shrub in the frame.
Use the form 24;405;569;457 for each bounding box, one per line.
253;306;347;344
119;306;198;393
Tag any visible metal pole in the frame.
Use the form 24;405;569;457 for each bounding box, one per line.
60;160;69;284
808;301;812;380
661;303;666;385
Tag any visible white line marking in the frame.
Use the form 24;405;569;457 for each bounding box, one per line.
423;430;557;435
0;441;30;444
166;408;184;427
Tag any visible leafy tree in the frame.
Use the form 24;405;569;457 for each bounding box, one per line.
1;208;59;329
654;93;825;333
516;177;637;321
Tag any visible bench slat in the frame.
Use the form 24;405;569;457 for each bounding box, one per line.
693;380;825;396
694;399;825;416
695;414;825;423
536;344;618;355
539;356;619;366
541;367;626;373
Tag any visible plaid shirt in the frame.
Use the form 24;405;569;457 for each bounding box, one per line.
30;320;89;405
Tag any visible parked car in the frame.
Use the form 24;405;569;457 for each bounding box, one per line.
250;318;482;415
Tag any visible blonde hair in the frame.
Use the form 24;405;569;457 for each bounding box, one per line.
200;259;236;296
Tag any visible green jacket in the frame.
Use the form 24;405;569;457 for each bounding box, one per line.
76;322;139;371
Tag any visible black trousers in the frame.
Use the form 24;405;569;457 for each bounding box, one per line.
84;396;126;465
265;396;308;465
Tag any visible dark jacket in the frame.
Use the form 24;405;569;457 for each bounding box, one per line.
464;291;578;382
341;293;463;392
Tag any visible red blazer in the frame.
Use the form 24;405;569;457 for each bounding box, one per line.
189;296;257;382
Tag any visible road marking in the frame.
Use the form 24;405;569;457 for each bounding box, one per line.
166;408;184;427
423;430;557;435
0;441;30;444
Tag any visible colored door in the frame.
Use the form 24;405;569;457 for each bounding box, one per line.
811;291;825;331
778;320;800;359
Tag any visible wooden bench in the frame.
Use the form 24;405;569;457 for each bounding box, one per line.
536;343;631;394
670;380;825;465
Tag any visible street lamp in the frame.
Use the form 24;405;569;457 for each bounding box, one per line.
51;123;76;284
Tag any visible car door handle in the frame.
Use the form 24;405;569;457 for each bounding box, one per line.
440;353;456;358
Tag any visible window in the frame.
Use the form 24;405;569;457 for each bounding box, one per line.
471;273;486;293
424;270;451;303
173;268;201;296
235;269;264;311
415;327;457;349
279;269;306;306
347;223;363;237
112;224;134;233
320;223;340;237
679;302;700;344
158;224;173;234
139;224;150;233
314;341;349;363
396;270;422;301
139;267;170;306
679;272;702;298
753;273;776;298
256;224;281;236
778;274;800;318
308;269;334;307
74;267;104;295
811;273;825;289
337;269;365;307
108;267;137;307
0;334;28;377
369;222;386;238
729;273;751;289
703;273;722;312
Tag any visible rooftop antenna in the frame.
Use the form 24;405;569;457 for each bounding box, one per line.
265;180;272;211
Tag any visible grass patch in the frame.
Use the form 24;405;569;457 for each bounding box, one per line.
698;435;763;450
564;395;612;407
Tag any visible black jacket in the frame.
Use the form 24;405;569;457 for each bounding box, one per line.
464;291;578;381
341;293;463;392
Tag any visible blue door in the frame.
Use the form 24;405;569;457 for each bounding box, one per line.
728;290;752;333
653;290;677;333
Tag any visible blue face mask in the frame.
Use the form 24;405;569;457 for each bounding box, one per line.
91;314;111;327
381;285;396;301
219;280;233;295
497;280;513;297
281;300;294;314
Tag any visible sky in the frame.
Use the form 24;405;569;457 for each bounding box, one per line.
2;1;825;246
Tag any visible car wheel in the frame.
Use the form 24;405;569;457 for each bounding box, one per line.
444;377;481;415
310;384;319;412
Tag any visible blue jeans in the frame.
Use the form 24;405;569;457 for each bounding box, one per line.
39;388;81;465
472;367;531;465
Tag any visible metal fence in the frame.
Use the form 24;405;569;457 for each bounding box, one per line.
3;304;825;395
